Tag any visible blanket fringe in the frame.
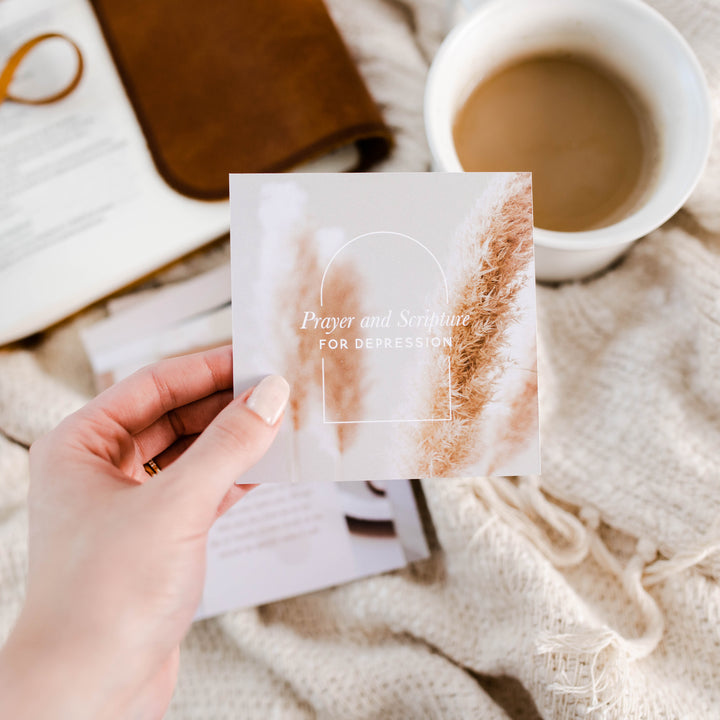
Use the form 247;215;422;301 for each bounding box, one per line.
536;629;629;714
473;475;590;567
469;476;719;714
643;520;720;587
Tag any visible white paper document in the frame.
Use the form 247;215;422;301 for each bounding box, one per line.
0;0;229;343
0;0;357;344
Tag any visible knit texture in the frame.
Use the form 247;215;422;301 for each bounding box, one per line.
1;1;719;717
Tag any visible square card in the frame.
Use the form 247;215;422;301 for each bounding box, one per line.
230;172;539;482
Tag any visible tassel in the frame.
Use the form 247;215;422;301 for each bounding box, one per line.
470;476;590;566
644;522;720;587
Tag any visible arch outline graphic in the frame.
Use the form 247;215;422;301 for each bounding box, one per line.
320;231;449;306
318;229;453;425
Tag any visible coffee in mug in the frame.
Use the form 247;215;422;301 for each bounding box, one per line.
453;53;659;232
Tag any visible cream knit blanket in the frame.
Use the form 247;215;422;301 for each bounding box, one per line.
1;1;719;717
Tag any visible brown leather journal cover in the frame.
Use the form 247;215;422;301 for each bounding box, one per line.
89;0;392;199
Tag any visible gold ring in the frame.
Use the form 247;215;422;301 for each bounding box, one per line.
143;458;161;476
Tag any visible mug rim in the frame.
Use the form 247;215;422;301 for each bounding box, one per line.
424;0;713;251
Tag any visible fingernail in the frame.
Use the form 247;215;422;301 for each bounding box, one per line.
245;375;290;426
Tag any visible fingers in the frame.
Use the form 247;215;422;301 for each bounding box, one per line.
159;375;290;526
215;484;257;517
151;434;198;471
75;346;233;437
132;390;233;465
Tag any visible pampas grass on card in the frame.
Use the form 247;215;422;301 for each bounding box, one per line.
277;229;325;431
411;172;534;477
488;354;539;475
269;217;367;461
320;259;367;453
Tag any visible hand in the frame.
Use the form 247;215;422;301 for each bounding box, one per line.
0;347;289;720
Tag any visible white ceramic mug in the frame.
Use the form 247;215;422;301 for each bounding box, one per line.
425;0;712;282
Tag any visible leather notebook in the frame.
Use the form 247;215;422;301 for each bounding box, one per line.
89;0;392;199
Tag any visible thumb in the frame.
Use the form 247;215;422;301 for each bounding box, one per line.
161;375;290;524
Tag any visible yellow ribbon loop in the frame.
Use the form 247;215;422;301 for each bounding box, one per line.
0;32;84;107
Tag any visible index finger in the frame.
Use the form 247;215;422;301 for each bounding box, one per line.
77;346;234;436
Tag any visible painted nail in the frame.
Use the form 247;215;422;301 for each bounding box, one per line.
245;375;290;426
